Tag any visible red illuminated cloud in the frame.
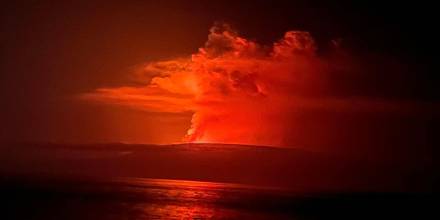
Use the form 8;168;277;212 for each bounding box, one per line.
81;23;435;146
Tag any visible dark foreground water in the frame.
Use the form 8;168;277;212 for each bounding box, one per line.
1;177;436;219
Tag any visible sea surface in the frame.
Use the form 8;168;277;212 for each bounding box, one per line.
1;177;435;219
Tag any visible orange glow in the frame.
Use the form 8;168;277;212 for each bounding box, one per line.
82;23;425;146
120;178;266;219
81;24;319;146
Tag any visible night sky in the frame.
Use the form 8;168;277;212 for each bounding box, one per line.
1;0;438;161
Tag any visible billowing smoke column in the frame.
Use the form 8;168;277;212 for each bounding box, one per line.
82;24;424;147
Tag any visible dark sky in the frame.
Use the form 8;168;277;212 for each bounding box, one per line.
1;0;438;153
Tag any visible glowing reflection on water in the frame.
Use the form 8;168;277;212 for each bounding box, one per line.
116;178;279;219
139;204;216;219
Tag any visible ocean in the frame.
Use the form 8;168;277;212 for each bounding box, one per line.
1;177;435;219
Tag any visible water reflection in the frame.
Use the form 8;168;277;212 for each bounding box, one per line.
119;178;241;219
139;204;216;219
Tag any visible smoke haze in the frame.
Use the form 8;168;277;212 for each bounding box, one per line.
83;23;436;149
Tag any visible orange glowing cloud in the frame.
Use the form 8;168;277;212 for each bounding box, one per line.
81;23;435;146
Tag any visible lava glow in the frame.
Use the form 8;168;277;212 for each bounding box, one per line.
82;24;418;146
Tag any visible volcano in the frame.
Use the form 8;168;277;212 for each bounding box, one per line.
1;142;434;192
